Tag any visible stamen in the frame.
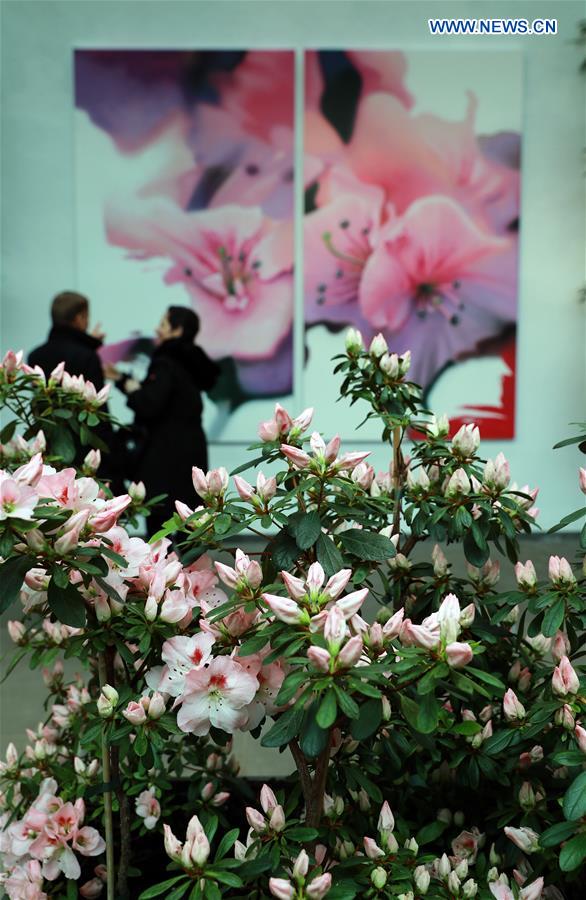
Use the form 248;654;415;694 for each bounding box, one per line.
322;231;364;267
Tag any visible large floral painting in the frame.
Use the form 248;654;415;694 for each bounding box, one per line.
304;50;521;439
74;50;295;441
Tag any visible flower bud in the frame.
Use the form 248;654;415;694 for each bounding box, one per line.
462;880;478;898
7;620;26;644
269;804;286;833
555;704;575;730
246;807;266;833
448;871;461;894
369;333;388;357
518;782;536;811
575;723;586;753
122;701;147;726
414;866;430;894
97;685;118;717
452;424;480;457
292;849;309;881
147;692;166;719
306;873;332;899
445;467;471;497
503;689;525;721
128;481;146;503
269;879;295;900
345;328;363;355
371;867;388;889
432;544;449;577
504;826;540;853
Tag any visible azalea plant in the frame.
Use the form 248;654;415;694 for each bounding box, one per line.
0;338;584;900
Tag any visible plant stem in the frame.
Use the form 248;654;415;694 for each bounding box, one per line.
307;736;332;829
290;739;314;820
97;653;116;900
392;425;403;545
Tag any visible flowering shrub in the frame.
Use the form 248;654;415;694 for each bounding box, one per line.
0;342;584;899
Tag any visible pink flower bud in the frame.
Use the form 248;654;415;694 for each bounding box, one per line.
345;328;363;354
382;607;404;639
335;588;368;619
548;555;575;585
207;467;229;497
269;804;286;832
504;826;540;854
337;635;363;669
335;450;371;472
190;830;210;867
446;642;474;669
324;434;341;463
460;604;476;628
293;849;309;880
552;631;571;663
7;620;26;643
323;568;352;600
260;784;278;814
555;704;575;730
80;878;104;898
503;689;525;721
280;443;311;468
147;692;166;719
175;500;194;521
192;467;208;496
579;468;586;495
519;877;544;900
574;723;586;753
400;619;440;650
259;418;280;442
514;560;537;590
233;475;255;501
364;836;385;859
307;646;331;672
369;333;388;357
246;807;266;833
432;543;449;577
291;407;314;434
378;801;394;834
269;878;295;900
452;424;480;457
84;449;101;472
351;462;375;489
306;873;332;899
262;593;307;625
256;472;277;501
89;495;131;532
128;481;146;503
122;701;147;726
445;467;471;497
324;606;347;650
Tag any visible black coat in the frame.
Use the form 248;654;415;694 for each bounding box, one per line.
29;325;105;389
28;326;123;481
120;339;220;528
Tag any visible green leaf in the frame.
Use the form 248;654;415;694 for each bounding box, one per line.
333;684;360;719
204;870;243;888
463;531;489;567
47;579;87;628
453;721;482;736
416;820;448;845
316;533;345;576
0;556;32;615
238;633;269;657
268;532;299;570
50;426;76;463
215;828;239;861
563;771;586;821
549;507;586;533
553;433;585;449
559;833;586;872
275;671;308;707
399;694;421;731
467;668;506;692
214;513;232;535
300;706;329;758
350;699;382;740
293;511;322;550
133;729;148;757
139;876;188;899
339;529;395;561
204;883;221;900
0;419;17;443
539;820;578;847
542;597;565;637
286;827;319;842
417;692;439;734
316;690;338;729
261;704;305;748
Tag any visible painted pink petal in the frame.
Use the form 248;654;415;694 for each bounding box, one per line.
346;50;414;108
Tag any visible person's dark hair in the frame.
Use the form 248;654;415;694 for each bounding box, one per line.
51;291;89;326
167;306;200;343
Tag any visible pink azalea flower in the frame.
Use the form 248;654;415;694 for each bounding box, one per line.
156;633;215;697
135;787;161;830
176;656;259;736
106;199;293;361
0;475;38;521
358;196;515;387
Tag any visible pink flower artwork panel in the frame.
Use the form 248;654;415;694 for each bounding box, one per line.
74;50;295;441
304;50;521;439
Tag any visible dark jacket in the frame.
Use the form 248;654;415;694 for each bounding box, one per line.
119;339;220;529
29;325;105;389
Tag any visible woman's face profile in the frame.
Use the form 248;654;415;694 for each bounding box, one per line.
156;312;182;345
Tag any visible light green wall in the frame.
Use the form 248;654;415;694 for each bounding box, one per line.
1;0;585;527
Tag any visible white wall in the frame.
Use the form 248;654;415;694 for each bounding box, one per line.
1;0;585;528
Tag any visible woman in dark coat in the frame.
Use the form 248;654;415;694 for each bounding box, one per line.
108;307;220;535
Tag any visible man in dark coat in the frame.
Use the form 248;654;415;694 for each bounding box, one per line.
29;291;106;388
29;291;123;483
